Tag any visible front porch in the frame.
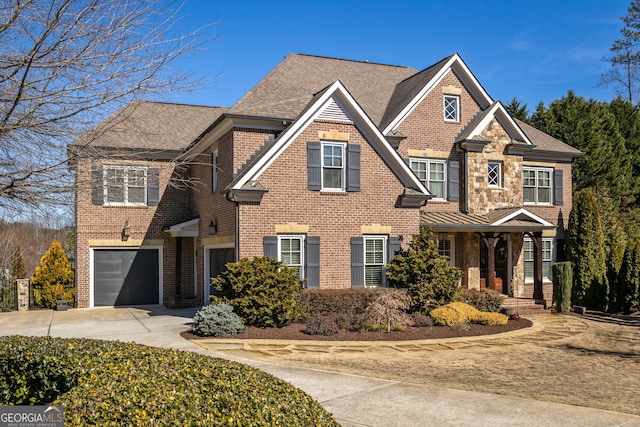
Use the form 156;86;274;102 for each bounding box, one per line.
424;208;557;307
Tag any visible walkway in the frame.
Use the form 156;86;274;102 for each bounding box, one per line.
0;308;638;427
195;314;590;359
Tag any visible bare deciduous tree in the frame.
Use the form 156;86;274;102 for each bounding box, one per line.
601;0;640;104
0;0;212;209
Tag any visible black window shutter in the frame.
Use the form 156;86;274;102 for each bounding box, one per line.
346;144;360;192
91;166;104;205
305;236;320;288
350;237;364;288
263;236;278;259
448;160;460;202
388;237;402;262
147;168;160;206
307;142;321;190
553;169;563;205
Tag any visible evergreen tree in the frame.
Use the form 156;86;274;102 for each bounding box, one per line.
567;188;609;310
386;228;462;314
617;240;640;314
31;240;75;308
531;92;635;209
504;97;530;122
10;245;26;280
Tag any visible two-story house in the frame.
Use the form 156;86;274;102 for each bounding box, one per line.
70;53;581;308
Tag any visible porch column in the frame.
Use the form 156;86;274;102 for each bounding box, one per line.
176;237;182;296
532;231;544;300
481;233;497;292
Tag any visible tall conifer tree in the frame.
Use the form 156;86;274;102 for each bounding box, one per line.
567;188;609;310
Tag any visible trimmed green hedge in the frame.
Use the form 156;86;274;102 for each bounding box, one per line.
0;336;338;426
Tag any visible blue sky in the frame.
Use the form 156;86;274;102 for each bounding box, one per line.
167;0;629;115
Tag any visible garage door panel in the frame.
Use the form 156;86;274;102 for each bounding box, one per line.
94;249;159;306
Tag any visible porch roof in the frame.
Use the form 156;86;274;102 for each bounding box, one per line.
164;217;200;237
421;208;555;233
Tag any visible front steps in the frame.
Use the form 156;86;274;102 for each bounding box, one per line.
501;297;549;315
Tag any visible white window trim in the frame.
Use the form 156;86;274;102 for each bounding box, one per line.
278;235;305;279
444;95;460;122
363;235;388;288
523;166;553;206
321;141;346;192
212;150;218;192
488;162;502;187
409;158;447;200
438;234;456;266
103;165;148;206
523;237;554;283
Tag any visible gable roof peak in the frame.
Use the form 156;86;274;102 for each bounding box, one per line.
289;52;411;69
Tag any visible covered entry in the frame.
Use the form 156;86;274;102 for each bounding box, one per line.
422;208;556;300
93;248;160;306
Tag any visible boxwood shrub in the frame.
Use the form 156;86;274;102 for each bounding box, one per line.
0;336;339;426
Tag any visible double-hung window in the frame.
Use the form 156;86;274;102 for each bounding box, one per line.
410;159;446;199
322;142;345;191
364;235;387;287
487;162;502;187
279;235;304;279
523;167;552;204
444;95;460;122
437;235;456;265
524;238;553;282
104;166;147;205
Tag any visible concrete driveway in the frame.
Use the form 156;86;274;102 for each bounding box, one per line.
1;306;639;427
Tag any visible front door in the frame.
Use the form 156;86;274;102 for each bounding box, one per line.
207;248;235;300
480;237;508;294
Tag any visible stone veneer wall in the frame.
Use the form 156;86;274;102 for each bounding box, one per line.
17;279;29;311
466;119;523;215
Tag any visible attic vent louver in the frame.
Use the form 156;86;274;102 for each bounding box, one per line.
318;98;353;123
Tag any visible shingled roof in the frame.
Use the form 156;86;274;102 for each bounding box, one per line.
74;101;226;151
228;53;417;125
515;119;583;156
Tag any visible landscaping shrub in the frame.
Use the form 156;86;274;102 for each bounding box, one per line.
192;303;245;337
411;314;433;328
0;336;339;426
552;262;573;313
454;288;504;313
31;240;75;308
295;288;388;322
0;337;75;405
303;316;340;336
430;302;508;327
386;228;462;314
358;289;412;332
211;257;303;327
474;312;509;326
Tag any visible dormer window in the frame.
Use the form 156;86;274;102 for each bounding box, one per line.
444;95;460;122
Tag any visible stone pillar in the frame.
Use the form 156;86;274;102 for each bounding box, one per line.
16;279;29;311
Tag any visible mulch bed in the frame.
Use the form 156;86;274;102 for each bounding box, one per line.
182;318;533;342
